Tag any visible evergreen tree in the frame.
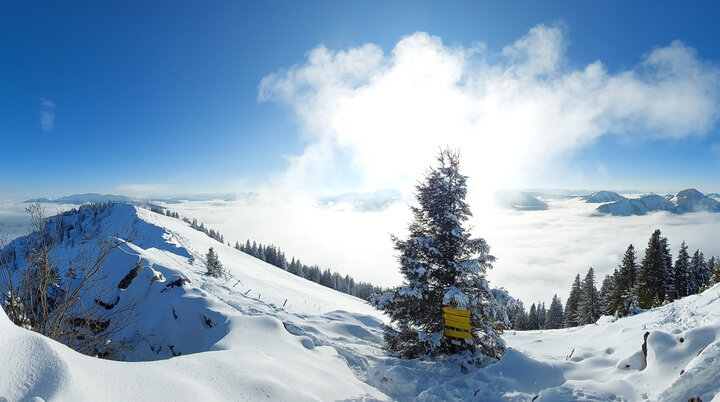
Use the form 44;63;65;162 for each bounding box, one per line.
599;273;616;316
618;244;637;291
689;250;709;294
710;257;720;286
527;303;539;330
545;295;564;329
637;230;672;308
673;241;690;299
611;245;638;316
577;267;601;325
511;300;527;330
372;150;508;360
205;247;223;278
661;237;674;301
564;274;582;327
537;302;546;330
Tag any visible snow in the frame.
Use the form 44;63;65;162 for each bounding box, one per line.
2;203;720;401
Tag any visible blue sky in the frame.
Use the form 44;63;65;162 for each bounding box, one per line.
2;1;720;199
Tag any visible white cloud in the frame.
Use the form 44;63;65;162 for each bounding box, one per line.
40;98;55;132
260;25;720;196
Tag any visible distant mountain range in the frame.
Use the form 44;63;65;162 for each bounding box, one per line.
594;188;720;216
24;192;243;205
23;188;720;217
24;193;135;204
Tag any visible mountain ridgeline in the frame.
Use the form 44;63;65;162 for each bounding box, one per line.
592;188;720;216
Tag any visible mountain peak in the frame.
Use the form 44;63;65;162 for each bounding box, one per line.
583;191;626;203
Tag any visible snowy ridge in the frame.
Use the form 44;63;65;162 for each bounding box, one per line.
0;204;388;401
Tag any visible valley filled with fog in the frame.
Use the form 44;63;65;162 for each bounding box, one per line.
5;192;718;305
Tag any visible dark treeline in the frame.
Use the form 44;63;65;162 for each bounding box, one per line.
153;207;383;301
510;229;720;331
152;205;226;243
234;240;383;301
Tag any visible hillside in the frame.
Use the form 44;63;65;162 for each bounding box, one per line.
2;203;720;401
0;204;387;400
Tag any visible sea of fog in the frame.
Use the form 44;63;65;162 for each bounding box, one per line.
2;197;719;305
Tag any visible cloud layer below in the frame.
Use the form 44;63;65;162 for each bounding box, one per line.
162;197;720;305
260;25;720;195
2;197;719;305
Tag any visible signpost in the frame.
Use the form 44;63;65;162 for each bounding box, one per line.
443;306;472;341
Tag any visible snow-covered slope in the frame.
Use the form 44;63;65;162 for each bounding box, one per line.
3;203;720;401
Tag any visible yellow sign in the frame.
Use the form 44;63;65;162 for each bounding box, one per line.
443;306;472;339
443;306;470;317
443;313;470;323
445;320;471;331
444;329;472;339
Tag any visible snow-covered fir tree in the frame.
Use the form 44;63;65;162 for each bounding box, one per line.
689;250;709;294
537;302;546;330
599;272;616;316
711;258;720;286
372;150;508;361
511;300;528;330
577;267;601;325
615;244;639;316
527;303;539;330
660;236;675;301
637;230;672;308
544;295;564;329
564;274;582;327
673;241;690;299
206;247;224;278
